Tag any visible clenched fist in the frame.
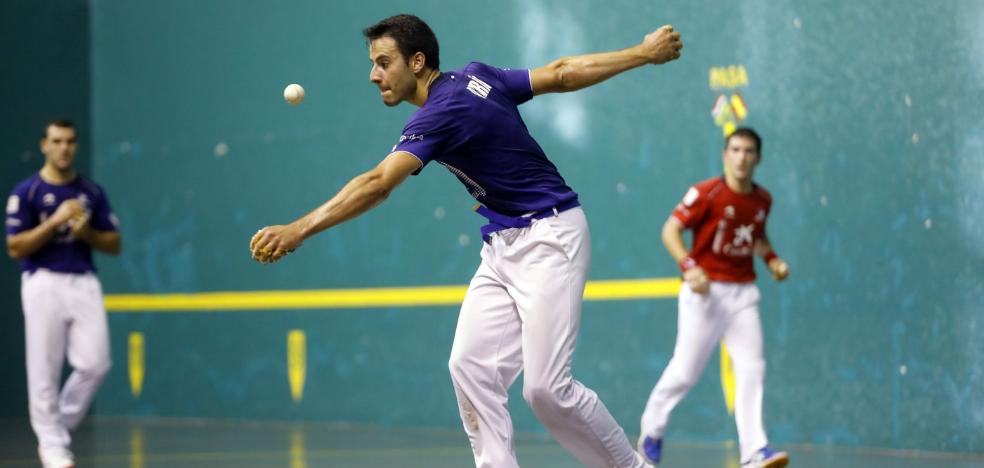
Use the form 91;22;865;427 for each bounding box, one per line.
640;25;684;65
768;257;790;281
250;224;303;264
684;265;710;294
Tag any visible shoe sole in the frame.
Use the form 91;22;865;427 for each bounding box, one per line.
762;453;789;468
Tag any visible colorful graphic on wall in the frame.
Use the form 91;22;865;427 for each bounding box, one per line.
709;65;749;136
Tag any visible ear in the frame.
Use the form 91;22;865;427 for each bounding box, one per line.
411;52;426;74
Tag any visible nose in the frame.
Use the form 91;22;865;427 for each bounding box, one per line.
369;65;382;84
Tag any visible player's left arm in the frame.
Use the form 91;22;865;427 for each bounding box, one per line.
249;151;421;264
72;192;122;255
755;234;789;281
529;25;682;95
72;220;121;255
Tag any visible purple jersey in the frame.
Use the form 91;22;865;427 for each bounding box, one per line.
6;174;119;273
393;62;578;216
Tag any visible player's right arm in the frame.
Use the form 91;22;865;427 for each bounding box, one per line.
662;216;709;294
249;151;421;263
6;199;83;260
529;25;682;95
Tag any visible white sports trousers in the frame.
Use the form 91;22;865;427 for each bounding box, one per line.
448;207;644;468
21;269;112;452
640;281;768;461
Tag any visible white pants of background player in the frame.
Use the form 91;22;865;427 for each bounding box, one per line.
449;207;644;468
640;281;768;462
21;269;112;452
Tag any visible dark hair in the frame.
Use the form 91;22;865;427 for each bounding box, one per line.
725;126;762;154
363;14;440;71
43;119;75;139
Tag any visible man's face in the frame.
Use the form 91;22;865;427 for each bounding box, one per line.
40;125;78;172
722;135;760;182
368;36;418;107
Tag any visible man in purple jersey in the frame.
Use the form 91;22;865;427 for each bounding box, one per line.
250;14;682;467
6;120;122;468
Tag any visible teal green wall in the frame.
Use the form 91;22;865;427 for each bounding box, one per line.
0;0;91;418
86;0;984;453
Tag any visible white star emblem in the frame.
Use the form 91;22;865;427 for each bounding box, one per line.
733;224;754;246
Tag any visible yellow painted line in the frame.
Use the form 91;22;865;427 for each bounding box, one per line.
584;277;680;300
128;332;145;397
287;330;306;403
104;277;681;313
720;342;736;416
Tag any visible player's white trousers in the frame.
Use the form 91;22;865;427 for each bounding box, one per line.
640;282;767;461
449;207;644;468
21;269;112;451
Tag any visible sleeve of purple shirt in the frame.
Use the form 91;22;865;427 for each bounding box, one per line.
88;185;118;232
489;66;534;105
5;185;37;236
392;104;461;174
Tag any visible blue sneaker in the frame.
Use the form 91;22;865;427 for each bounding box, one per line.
637;435;662;465
741;446;789;468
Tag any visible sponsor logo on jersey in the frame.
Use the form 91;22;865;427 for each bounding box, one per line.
43;193;56;206
400;134;424;143
755;209;766;222
733;224;754;246
682;187;699;207
5;195;18;214
466;75;492;99
724;205;735;219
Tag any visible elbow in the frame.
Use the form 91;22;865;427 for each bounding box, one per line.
363;173;396;204
546;58;579;93
660;232;674;251
661;220;681;246
373;184;395;203
105;236;123;256
6;241;23;261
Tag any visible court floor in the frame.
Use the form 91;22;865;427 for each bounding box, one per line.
1;417;982;467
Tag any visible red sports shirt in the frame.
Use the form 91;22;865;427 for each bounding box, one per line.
671;177;772;283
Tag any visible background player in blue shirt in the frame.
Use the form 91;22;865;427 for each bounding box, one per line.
250;14;682;467
6;119;121;468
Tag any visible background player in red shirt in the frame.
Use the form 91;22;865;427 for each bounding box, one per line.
637;127;790;468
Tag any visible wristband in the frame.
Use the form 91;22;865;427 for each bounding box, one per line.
763;251;778;264
679;257;697;273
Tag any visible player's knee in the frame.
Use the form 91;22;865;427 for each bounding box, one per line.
667;367;701;391
522;381;572;414
732;357;765;377
79;358;112;379
447;351;474;383
521;383;553;410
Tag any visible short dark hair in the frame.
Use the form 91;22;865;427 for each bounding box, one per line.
725;126;762;154
43;119;76;139
363;14;440;71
